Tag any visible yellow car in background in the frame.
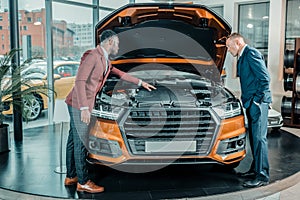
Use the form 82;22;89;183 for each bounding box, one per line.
3;60;79;120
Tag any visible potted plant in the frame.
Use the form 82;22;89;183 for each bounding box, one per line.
0;49;50;152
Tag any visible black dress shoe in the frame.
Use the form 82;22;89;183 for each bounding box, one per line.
237;171;255;178
243;178;269;188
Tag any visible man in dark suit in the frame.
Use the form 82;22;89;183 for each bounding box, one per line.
226;33;272;188
64;30;156;193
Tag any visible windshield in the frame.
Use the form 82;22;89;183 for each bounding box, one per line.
21;62;47;79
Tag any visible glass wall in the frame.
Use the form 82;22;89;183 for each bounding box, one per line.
285;0;300;50
0;0;9;55
1;0;291;127
209;5;224;17
238;2;270;62
53;2;93;60
99;0;129;19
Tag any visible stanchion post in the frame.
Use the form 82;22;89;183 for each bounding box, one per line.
53;99;69;174
54;121;67;174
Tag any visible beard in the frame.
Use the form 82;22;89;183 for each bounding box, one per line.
110;47;118;56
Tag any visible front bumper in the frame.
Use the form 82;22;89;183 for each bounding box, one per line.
88;113;246;166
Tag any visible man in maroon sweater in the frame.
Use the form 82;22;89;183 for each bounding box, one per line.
64;30;155;193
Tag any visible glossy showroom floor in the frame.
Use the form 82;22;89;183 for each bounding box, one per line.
0;123;300;200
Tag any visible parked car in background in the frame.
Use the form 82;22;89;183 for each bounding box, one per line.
267;106;283;130
221;64;283;131
3;60;80;120
244;105;283;131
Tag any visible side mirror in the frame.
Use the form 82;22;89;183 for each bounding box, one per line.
54;74;62;80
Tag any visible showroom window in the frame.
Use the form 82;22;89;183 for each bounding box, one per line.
1;0;134;128
285;0;300;50
99;0;128;19
238;2;270;63
209;5;224;17
53;2;93;60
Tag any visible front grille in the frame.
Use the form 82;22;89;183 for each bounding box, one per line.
122;108;217;155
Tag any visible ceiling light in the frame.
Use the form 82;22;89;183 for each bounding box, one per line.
262;16;269;19
247;24;253;28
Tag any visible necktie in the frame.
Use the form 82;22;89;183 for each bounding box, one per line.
236;57;240;77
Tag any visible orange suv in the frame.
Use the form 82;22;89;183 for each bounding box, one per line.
87;3;246;168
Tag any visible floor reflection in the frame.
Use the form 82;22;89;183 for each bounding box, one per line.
0;126;299;199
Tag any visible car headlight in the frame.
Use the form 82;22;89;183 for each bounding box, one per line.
212;101;242;119
92;104;124;120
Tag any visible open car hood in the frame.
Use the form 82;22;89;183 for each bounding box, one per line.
95;3;231;74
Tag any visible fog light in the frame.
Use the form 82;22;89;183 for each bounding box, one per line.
237;139;244;147
227;141;236;149
88;136;122;158
89;140;100;151
217;133;246;155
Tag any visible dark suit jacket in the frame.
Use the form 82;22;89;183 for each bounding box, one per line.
65;45;140;111
237;45;272;109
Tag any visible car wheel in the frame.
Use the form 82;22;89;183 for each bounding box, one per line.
225;161;241;169
272;127;281;131
23;95;42;121
211;161;241;173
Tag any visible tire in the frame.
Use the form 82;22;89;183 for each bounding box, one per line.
272;127;281;131
23;95;42;121
211;161;240;173
225;161;241;169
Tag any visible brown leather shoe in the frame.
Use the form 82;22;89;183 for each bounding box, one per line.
77;180;104;193
64;177;78;186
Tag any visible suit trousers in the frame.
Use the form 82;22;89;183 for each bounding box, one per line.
66;105;89;185
246;101;269;181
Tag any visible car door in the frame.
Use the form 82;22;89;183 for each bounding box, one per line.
53;63;79;99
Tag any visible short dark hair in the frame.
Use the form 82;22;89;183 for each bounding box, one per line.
227;32;245;41
99;30;117;43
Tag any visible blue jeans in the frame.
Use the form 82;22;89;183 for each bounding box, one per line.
66;105;89;184
246;101;269;181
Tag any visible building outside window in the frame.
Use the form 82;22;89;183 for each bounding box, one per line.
238;2;270;64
